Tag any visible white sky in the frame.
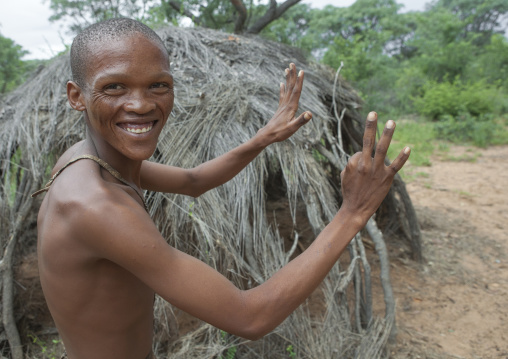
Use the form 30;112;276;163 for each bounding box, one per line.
0;0;427;60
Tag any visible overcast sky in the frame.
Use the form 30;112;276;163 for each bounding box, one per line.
0;0;427;60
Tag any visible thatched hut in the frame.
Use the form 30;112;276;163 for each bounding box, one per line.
0;25;421;358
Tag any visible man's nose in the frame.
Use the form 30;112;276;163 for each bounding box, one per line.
124;91;156;114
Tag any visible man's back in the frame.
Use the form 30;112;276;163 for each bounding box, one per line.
37;144;155;359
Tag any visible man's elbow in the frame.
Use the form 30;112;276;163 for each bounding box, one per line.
228;289;282;341
235;314;279;341
182;171;209;198
237;323;272;341
182;185;212;198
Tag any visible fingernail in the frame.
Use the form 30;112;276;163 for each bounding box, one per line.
285;68;289;76
367;111;377;121
404;147;411;154
304;112;311;120
298;70;303;77
290;63;295;69
386;120;394;129
280;82;284;88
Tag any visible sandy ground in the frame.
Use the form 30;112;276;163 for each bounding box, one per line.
389;145;508;359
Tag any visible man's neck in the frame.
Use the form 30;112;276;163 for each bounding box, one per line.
84;132;143;189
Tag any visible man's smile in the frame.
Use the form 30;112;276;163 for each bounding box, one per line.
117;121;156;134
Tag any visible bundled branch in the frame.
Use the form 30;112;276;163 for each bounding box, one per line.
0;25;421;358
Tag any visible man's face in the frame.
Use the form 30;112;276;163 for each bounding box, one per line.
78;33;174;161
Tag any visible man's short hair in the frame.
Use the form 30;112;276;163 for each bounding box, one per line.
70;18;166;87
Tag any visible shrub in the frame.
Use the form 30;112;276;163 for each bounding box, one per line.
434;112;504;147
414;80;498;120
461;81;498;117
414;81;462;119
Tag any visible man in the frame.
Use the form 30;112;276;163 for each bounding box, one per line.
34;18;410;359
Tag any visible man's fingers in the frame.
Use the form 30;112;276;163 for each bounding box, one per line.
279;63;303;112
362;111;378;162
374;120;395;168
278;82;285;107
389;147;411;173
289;69;304;104
292;111;312;127
285;63;297;95
280;66;292;104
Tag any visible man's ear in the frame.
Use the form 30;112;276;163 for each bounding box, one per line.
67;81;86;111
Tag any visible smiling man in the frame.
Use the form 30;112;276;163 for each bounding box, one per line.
33;18;410;359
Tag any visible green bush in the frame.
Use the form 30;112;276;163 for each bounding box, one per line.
413;81;461;119
461;81;498;116
414;80;498;120
434;112;505;147
394;66;428;114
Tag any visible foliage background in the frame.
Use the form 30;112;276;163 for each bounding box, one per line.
2;0;507;151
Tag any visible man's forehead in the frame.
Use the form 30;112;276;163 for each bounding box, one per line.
86;32;166;56
82;33;169;79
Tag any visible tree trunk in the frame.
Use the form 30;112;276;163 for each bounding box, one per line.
247;0;301;34
230;0;248;34
165;0;202;26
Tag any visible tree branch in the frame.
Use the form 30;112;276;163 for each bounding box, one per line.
1;233;23;359
365;218;397;342
1;169;35;359
230;0;248;34
247;0;301;34
166;1;202;26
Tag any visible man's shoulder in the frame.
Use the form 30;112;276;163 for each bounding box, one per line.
51;141;85;176
46;157;143;231
43;171;150;265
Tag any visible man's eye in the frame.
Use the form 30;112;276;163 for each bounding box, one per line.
151;82;171;89
104;84;123;90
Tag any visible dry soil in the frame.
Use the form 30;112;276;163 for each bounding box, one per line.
389;145;508;359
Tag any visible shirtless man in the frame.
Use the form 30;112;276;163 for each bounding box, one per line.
34;18;410;359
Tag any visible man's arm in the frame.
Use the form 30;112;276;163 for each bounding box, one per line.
140;63;312;197
81;112;409;340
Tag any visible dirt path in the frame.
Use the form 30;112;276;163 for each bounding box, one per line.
390;145;508;359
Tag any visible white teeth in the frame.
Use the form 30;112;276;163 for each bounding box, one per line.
125;125;153;134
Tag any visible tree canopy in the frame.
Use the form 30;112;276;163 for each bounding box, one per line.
46;0;303;34
260;0;508;121
0;33;28;94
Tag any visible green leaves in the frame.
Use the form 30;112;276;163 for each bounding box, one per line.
45;0;305;35
414;79;499;119
47;0;158;34
296;0;508;120
0;33;28;94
